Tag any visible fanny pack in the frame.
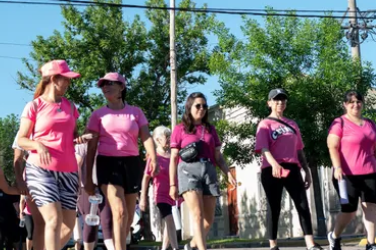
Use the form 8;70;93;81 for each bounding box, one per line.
179;126;205;163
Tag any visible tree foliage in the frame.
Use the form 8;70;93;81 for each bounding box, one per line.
0;114;19;183
17;0;213;131
209;10;376;236
210;11;375;168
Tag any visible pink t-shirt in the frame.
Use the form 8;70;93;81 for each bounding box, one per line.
145;155;175;205
170;123;221;165
87;104;148;157
328;116;376;176
21;97;79;172
255;118;304;168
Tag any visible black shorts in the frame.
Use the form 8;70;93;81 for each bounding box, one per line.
156;203;172;218
96;155;143;194
333;173;376;213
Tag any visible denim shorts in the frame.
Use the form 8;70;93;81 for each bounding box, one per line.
177;160;220;196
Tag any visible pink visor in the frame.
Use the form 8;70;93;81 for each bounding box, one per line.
40;60;80;78
97;72;126;87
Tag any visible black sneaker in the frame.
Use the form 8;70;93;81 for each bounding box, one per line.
327;231;341;250
308;243;325;250
366;244;376;250
270;247;280;250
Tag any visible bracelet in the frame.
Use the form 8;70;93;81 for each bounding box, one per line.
170;184;176;187
333;166;341;169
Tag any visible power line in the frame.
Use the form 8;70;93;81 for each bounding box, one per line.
0;0;375;20
50;0;355;14
0;55;23;60
0;42;31;47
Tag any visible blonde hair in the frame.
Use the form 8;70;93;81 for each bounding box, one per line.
152;126;171;145
33;76;52;100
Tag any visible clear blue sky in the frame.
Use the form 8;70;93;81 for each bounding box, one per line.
0;0;375;118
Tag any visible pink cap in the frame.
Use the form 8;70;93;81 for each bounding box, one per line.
40;60;80;78
97;72;126;87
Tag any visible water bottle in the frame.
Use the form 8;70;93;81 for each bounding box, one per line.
338;178;349;204
85;193;103;226
19;217;25;228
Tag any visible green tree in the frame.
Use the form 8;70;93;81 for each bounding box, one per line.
209;11;375;236
0;114;20;184
17;0;212;130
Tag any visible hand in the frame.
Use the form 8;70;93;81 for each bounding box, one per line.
334;167;343;180
227;172;237;190
74;133;96;144
84;179;96;196
36;143;51;166
139;196;147;212
16;178;28;195
149;158;159;177
304;170;312;190
19;213;24;220
272;163;283;178
169;186;178;201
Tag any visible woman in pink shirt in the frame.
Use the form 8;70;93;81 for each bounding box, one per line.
84;72;158;250
17;60;89;250
169;92;236;250
327;91;376;250
140;126;179;250
255;88;322;250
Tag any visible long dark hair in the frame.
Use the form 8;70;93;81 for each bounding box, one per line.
182;92;211;133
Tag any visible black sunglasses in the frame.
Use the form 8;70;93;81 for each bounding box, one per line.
99;81;121;88
272;96;287;101
195;104;208;110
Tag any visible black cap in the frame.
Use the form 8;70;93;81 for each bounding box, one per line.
268;88;287;100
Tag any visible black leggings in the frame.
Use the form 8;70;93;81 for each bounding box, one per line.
24;215;33;240
261;163;313;240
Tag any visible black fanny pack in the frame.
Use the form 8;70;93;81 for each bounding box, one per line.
179;127;205;162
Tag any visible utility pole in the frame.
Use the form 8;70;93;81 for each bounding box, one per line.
348;0;361;60
170;0;177;129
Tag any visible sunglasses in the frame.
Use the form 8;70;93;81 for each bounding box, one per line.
195;104;208;110
272;96;287;101
99;81;121;88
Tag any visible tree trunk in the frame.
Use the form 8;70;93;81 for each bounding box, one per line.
309;159;327;237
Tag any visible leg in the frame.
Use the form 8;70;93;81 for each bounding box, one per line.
60;210;78;248
261;167;284;248
27;200;44;250
124;193;138;237
38;202;63;250
282;165;314;248
164;215;178;249
101;184;127;250
156;203;178;250
24;215;33;250
99;195;114;250
183;191;205;250
331;175;359;239
362;202;376;245
190;196;216;249
161;224;170;250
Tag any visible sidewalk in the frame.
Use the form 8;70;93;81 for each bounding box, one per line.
130;235;363;250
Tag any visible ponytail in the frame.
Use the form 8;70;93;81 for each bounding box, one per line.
33;76;51;100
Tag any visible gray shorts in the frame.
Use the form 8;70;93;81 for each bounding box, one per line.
178;160;220;196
